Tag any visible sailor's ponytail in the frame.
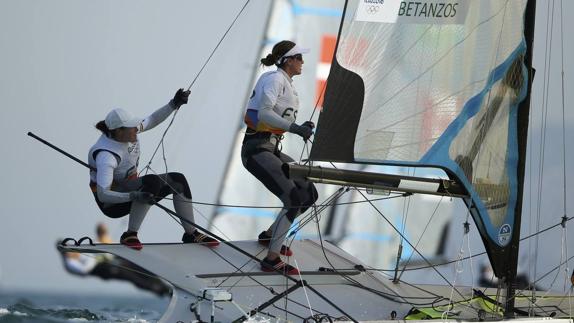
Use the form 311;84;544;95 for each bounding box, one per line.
260;40;296;67
260;53;277;66
95;120;111;137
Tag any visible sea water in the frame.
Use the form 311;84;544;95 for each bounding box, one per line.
0;291;169;323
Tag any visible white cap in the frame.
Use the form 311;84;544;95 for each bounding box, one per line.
104;108;142;130
277;44;310;64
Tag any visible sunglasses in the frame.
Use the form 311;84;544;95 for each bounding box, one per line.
289;54;303;61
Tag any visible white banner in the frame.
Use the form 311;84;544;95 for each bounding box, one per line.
355;0;469;25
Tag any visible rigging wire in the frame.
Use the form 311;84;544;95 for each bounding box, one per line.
141;165;233;241
294;258;315;319
142;0;252;172
201;246;326;322
291;126;476;307
558;1;570;309
293;149;482;314
353;185;470;301
295;159;476;307
337;215;574;273
560;47;570;289
308;205;480;313
212;187;347;290
278;195;460;312
396;195;444;280
158;190;405;209
211;249;327;322
444;207;474;318
185;1;251;92
533;0;556;297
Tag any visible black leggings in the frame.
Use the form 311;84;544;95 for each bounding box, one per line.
95;172;192;218
241;138;318;222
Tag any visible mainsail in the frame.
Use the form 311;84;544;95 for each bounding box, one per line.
308;0;534;287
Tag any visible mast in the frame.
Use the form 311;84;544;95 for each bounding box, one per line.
504;0;536;317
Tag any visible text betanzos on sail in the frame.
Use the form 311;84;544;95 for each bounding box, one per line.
356;0;469;25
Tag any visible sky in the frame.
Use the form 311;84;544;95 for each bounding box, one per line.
0;0;271;295
0;0;572;297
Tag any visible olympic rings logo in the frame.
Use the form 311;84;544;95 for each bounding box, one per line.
366;5;380;14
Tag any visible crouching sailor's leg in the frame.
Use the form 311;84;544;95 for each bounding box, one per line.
177;194;219;247
121;201;151;250
166;173;219;247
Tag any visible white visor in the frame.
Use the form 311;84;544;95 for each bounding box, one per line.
276;44;310;64
105;108;142;130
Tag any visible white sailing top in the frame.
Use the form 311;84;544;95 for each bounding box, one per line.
88;103;176;204
244;68;299;134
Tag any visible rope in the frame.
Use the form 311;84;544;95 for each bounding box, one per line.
186;0;251;91
560;0;567;222
349;215;574;274
159;190;405;209
312;161;472;303
558;0;569;304
143;0;252;172
396;195;444;280
533;0;556;293
142;165;233;241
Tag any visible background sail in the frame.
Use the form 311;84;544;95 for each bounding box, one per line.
210;0;343;240
311;0;530;277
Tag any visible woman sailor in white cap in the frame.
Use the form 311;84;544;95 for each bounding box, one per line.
88;89;219;250
242;40;318;275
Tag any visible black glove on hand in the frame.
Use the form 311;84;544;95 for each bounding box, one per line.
301;121;315;129
289;122;313;141
129;191;155;205
171;88;191;109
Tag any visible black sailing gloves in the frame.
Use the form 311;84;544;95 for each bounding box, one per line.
171;88;191;109
129;191;155;205
289;121;315;141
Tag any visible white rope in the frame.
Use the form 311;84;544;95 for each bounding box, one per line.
444;209;473;319
143;165;233;241
143;0;252;176
294;258;314;319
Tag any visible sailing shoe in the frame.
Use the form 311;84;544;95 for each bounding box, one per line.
260;257;300;275
182;231;220;247
257;231;293;256
120;231;142;250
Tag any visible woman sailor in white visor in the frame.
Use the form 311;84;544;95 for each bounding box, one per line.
88;89;219;250
242;40;318;275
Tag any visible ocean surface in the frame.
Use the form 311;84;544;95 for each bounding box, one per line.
0;291;169;323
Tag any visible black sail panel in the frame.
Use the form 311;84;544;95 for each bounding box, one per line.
311;57;364;162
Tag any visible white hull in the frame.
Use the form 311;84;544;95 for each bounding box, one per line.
59;240;573;322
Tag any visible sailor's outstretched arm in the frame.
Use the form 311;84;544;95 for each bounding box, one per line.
140;88;190;132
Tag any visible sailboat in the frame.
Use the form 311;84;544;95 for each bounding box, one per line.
57;0;574;322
